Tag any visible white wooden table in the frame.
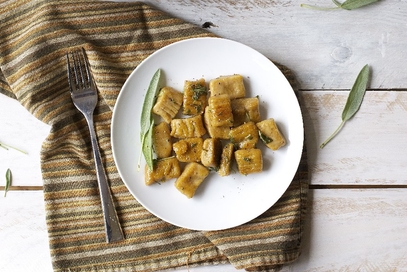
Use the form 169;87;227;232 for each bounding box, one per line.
1;1;407;271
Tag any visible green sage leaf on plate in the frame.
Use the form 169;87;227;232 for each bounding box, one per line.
4;168;11;197
138;68;161;171
142;122;155;171
140;69;161;140
320;64;370;149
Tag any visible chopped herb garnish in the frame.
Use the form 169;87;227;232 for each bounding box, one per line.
192;84;207;100
245;111;251;122
190;143;198;149
259;132;273;144
194;104;202;113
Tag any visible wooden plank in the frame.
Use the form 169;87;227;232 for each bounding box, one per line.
284;188;407;271
2;189;407;271
0;95;50;186
302;90;407;185
0;191;52;272
138;0;407;89
2;90;407;186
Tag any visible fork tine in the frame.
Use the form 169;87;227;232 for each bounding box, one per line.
66;52;76;93
67;48;93;92
80;48;93;89
75;49;87;89
73;51;83;89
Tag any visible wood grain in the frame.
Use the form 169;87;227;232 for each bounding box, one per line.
0;191;52;272
284;189;407;272
301;90;407;185
3;89;407;187
137;0;407;89
0;95;50;187
2;190;407;272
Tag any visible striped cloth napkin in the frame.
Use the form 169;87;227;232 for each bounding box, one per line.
0;0;308;271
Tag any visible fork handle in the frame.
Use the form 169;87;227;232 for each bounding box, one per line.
86;115;124;243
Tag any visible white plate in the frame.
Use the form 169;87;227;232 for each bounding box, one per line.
111;37;303;231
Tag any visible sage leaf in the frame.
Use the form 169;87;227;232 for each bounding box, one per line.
4;168;11;197
259;131;273;144
138;68;161;171
320;64;370;148
140;69;161;140
301;0;378;10
342;64;370;120
142;122;155;171
336;0;379;10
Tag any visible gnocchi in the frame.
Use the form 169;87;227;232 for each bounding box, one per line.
144;74;286;199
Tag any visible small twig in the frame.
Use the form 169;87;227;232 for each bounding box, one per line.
300;3;340;10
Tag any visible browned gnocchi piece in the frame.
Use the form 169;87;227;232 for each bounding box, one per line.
144;157;181;185
209;74;246;99
170;114;207;138
203;106;230;139
183;78;207;116
231;97;260;126
234;149;263;175
207;94;234;127
229;121;259;149
218;143;234;177
173;138;203;163
256;118;286;151
201;138;222;170
174;162;210;198
152;86;183;123
152;122;172;159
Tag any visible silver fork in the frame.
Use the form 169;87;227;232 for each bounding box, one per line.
67;48;124;243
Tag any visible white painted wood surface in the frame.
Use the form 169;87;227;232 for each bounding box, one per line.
303;90;407;185
0;95;49;187
2;190;407;272
139;0;407;89
1;0;407;271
